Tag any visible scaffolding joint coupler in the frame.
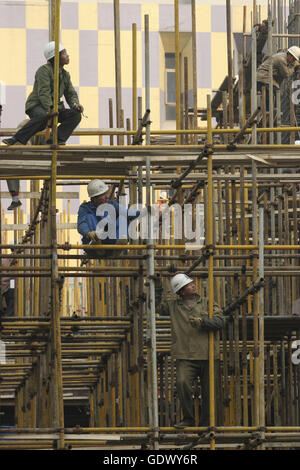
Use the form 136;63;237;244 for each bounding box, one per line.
250;251;259;260
146;244;155;250
61;242;71;251
226;143;237;152
207;427;216;440
204;244;215;257
253;347;259;358
170;178;182;190
203;144;214;156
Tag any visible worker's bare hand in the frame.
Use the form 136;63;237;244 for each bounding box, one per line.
75;104;84;113
47;110;58;118
87;231;100;243
189;316;203;329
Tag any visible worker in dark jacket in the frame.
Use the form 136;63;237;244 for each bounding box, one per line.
156;273;226;429
3;41;83;146
77;179;140;258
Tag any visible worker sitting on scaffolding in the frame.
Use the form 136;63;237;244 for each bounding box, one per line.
77;179;140;259
257;45;300;108
2;41;83;147
155;273;226;429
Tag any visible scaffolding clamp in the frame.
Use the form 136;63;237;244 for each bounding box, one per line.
61;242;72;251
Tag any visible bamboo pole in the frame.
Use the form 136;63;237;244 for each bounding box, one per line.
226;0;234;128
50;0;64;449
144;14;159;450
207;95;216;449
114;0;122;145
175;0;180;145
191;0;197;144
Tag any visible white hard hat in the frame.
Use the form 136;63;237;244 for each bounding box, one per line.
288;46;300;61
87;179;109;198
44;41;65;61
170;273;194;294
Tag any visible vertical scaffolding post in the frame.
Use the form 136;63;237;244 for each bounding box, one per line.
207;95;216;450
259;204;265;434
252;159;260;427
268;5;274;145
132;23;137;132
251;25;257;144
51;0;64;449
226;0;234;128
144;14;159;449
191;0;197;143
114;0;122;144
175;0;180;145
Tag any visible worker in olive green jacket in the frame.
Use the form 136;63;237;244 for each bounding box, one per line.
3;41;83;147
256;46;300;109
156;273;226;429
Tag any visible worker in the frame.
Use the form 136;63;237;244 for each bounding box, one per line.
5;119;34;210
0;256;14;316
3;41;83;147
77;179;140;258
257;46;300;104
155;273;226;428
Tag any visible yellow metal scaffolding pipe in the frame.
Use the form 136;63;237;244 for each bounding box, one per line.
6;125;300;136
207;95;216;450
59;244;300;251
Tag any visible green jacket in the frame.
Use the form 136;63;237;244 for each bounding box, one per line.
157;294;226;360
257;51;296;89
25;64;79;113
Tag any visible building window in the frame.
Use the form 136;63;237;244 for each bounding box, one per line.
165;53;176;120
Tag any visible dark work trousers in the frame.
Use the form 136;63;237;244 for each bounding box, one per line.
13;105;81;144
176;359;220;426
257;82;278;111
3;288;14;316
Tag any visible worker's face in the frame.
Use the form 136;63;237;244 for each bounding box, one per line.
287;52;296;65
92;190;110;207
180;281;196;297
60;49;70;66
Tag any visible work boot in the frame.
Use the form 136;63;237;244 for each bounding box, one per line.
2;137;23;146
7;200;22;211
174;419;195;429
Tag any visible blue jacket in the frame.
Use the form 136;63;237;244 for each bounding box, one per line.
77;199;140;245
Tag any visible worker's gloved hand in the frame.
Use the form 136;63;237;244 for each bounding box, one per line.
189;316;203;329
86;231;100;243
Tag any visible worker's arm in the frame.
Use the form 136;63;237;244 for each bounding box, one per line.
190;303;227;331
77;205;97;237
36;66;53;111
274;55;294;81
63;71;81;110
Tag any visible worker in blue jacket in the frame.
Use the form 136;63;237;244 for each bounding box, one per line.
77;179;140;258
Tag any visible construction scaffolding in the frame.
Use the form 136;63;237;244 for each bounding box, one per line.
1;0;300;451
